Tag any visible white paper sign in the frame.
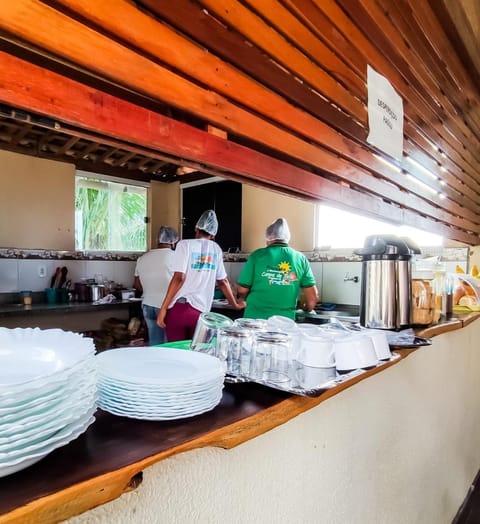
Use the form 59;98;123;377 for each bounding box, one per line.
366;65;404;160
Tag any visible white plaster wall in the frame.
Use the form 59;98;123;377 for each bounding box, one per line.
0;150;75;250
241;184;316;252
68;322;480;524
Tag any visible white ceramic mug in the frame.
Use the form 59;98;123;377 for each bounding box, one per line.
297;332;335;367
363;329;391;361
334;334;378;372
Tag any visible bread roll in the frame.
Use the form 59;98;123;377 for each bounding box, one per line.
458;296;478;307
453;285;466;305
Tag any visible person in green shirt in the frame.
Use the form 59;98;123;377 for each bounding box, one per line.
237;218;318;320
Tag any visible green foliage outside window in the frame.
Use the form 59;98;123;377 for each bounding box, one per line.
75;176;147;251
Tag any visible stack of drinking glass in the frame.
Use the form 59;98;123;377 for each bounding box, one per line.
191;313;394;392
0;328;97;478
97;347;225;420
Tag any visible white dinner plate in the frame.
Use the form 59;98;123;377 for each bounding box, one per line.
0;372;97;426
0;328;95;389
0;407;97;462
0;401;97;452
97;348;224;386
0;388;97;438
0;365;97;419
98;395;222;421
0;414;96;477
98;387;222;409
98;392;221;412
97;375;224;397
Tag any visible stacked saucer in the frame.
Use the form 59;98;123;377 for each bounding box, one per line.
97;347;225;420
0;328;97;478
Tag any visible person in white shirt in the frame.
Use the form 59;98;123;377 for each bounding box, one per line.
134;226;178;345
157;210;244;342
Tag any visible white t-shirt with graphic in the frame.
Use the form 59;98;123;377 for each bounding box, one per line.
134;248;173;308
168;238;227;312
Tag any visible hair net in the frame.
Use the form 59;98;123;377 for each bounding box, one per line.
265;218;291;243
195;209;218;236
158;226;178;244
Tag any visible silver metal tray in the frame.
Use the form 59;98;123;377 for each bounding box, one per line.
225;352;401;397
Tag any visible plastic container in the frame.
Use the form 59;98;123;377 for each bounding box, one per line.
411;270;435;325
20;290;32;306
45;287;57;305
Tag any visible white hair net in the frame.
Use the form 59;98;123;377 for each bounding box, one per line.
158;226;178;244
265;218;291;243
196;209;218;236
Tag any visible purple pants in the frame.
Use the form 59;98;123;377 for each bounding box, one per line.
165;302;202;342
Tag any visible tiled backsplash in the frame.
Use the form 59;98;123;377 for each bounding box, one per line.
0;258;137;293
0;247;470;305
225;254;468;307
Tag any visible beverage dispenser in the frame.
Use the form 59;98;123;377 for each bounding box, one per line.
355;235;420;330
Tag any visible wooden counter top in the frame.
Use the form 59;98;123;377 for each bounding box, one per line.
0;313;478;523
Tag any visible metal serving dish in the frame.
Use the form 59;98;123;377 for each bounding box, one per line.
297;306;360;325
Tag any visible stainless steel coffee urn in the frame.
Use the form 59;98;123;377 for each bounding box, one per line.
355;235;420;330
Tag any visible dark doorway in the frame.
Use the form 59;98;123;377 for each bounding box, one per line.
182;180;242;251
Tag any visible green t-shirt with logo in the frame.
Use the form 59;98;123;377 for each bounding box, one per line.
238;243;316;320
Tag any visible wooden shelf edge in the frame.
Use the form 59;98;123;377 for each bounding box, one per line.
0;316;473;524
0;352;411;524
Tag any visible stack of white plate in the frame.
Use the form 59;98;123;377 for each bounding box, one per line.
0;328;97;478
97;347;225;420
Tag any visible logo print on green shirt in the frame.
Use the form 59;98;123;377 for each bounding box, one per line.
261;261;298;286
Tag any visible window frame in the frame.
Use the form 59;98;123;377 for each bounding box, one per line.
74;171;149;253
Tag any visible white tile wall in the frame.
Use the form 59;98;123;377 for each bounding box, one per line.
322;262;362;305
110;261;137;288
309;262;323;290
65;260;87;285
0;259;18;292
0;255;469;305
0;259;137;294
83;260;113;282
18;259;56;292
227;262;245;284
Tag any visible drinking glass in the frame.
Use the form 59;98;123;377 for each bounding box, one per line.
217;326;254;376
190;312;233;356
234;318;268;331
251;331;292;384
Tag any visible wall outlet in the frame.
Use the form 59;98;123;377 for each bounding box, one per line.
38;265;46;278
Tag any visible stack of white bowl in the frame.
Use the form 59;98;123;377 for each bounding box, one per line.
0;328;97;478
97;347;225;420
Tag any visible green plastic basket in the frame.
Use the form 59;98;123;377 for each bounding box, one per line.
154;340;192;350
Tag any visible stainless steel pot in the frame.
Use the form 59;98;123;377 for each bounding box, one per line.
88;284;106;302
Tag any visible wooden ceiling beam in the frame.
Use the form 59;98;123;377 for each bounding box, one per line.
284;0;480;205
98;147;118;163
311;0;480;182
77;141;99;160
114;151;136;167
350;0;480;144
3;0;478;225
10;123;31;145
139;0;363;139
0;50;476;243
54;135;79;156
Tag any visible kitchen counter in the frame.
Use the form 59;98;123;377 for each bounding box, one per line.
0;313;478;523
0;299;140;317
0;300;141;331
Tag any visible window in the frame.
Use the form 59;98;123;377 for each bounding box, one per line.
75;173;147;251
316;204;443;249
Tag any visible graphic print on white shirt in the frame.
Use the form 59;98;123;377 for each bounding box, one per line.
191;252;217;270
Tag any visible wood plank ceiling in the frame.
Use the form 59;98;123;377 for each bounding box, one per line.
0;1;478;244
